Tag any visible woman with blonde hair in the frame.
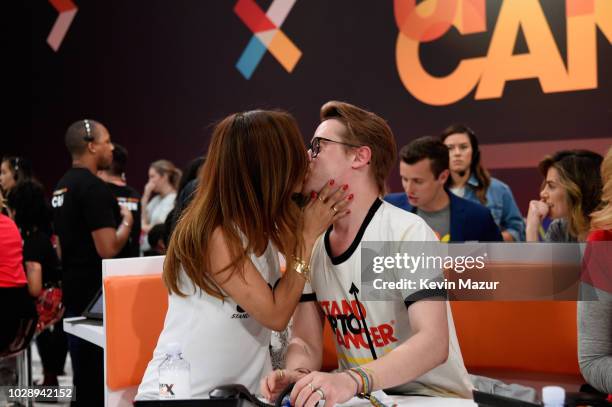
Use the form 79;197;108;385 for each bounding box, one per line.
141;159;181;253
590;148;612;233
578;147;612;396
526;150;603;242
142;159;181;232
136;110;351;400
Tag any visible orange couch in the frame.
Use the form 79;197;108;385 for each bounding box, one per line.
451;301;581;375
322;302;580;374
104;274;582;391
104;274;168;390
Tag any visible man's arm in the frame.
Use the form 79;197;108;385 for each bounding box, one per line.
91;205;133;258
25;261;43;297
359;299;449;390
290;299;450;407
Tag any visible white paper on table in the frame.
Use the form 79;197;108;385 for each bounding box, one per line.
323;390;393;407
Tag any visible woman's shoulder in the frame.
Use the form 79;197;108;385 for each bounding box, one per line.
209;225;227;248
587;229;612;242
545;218;574;242
489;177;514;195
161;192;177;205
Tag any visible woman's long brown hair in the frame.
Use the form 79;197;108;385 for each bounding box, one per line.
163;110;309;299
440;124;490;205
539;150;603;240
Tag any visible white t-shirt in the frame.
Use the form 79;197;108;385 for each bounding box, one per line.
450;186;465;198
142;193;177;252
304;199;473;398
146;193;177;226
136;241;280;400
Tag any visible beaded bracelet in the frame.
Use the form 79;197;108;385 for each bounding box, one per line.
362;367;377;390
349;367;370;395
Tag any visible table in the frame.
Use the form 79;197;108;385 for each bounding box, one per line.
334;392;477;407
63;316;105;348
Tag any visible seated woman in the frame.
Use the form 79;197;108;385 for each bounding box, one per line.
6;180;66;386
526;150;603;242
441;124;525;241
579;147;612;395
0;211;38;384
136;110;351;399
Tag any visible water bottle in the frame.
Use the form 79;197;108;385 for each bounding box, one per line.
542;386;565;407
158;342;191;399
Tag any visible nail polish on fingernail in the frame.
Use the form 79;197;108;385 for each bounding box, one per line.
348;194;354;200
342;184;349;191
311;191;317;199
347;209;351;214
329;179;335;186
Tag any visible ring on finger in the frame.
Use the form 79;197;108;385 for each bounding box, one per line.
276;369;284;379
315;388;325;400
318;196;325;202
331;206;338;213
308;382;315;392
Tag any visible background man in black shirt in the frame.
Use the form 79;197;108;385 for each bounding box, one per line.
52;119;133;406
98;143;142;258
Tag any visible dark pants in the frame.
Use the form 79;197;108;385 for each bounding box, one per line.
65;312;104;407
36;321;68;378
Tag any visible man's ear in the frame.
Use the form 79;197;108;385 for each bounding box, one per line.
438;169;450;184
352;146;372;169
86;141;96;154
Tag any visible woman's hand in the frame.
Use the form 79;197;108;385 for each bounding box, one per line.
291;371;358;407
302;180;353;244
260;369;308;402
526;200;549;228
143;180;155;199
528;200;549;220
526;200;550;241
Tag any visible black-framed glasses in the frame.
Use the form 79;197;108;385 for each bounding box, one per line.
308;137;361;158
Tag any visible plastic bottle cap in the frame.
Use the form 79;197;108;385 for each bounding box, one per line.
542;386;565;405
165;342;182;356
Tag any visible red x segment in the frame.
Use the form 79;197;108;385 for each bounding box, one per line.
234;0;277;33
49;0;77;13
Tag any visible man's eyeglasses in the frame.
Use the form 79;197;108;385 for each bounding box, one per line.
308;137;361;158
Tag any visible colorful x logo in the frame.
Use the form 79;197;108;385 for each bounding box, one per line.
47;0;78;51
234;0;302;79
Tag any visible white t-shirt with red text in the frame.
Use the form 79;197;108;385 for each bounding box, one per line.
304;199;473;398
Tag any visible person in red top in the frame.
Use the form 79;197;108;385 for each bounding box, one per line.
578;147;612;397
0;212;37;385
0;212;27;287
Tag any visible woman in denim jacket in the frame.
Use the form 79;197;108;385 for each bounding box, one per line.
441;124;525;241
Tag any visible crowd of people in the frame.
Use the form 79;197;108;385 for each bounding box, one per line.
0;102;610;405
